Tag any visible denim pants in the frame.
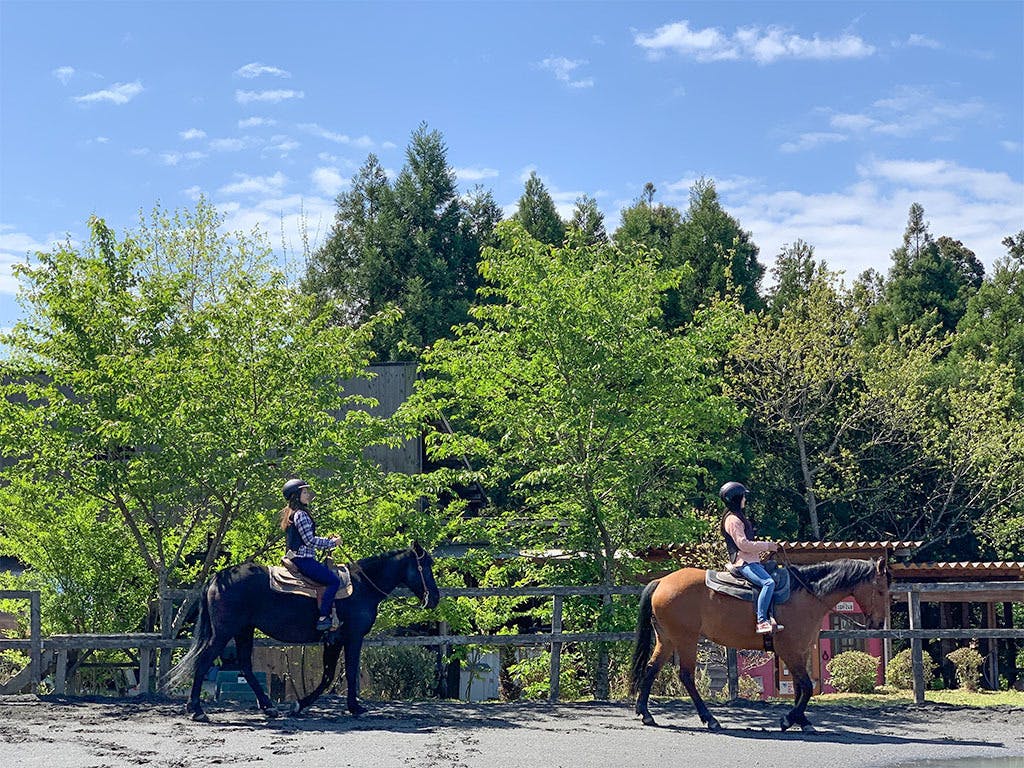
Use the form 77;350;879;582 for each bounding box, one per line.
291;557;341;617
738;561;775;623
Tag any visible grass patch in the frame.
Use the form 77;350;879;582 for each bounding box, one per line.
807;689;1024;708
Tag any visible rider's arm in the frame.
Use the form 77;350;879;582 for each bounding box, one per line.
725;515;774;558
293;510;336;550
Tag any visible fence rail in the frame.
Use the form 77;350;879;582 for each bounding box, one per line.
3;582;1022;702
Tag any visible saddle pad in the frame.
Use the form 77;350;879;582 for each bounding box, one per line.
268;559;353;601
704;566;791;604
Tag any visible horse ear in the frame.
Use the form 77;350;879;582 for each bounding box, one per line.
411;540;422;554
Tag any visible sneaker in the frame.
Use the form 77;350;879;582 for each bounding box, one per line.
755;620;773;634
316;616;332;632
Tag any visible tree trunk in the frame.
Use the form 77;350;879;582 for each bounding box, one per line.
794;426;821;538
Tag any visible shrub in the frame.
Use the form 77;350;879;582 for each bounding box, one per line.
737;674;763;700
885;648;937;690
826;650;879;693
361;646;436;700
946;646;984;692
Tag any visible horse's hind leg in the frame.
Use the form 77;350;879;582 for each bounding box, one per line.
677;640;720;732
635;635;673;726
186;636;230;722
234;628;278;717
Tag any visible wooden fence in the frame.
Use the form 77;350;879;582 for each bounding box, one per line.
3;582;1022;702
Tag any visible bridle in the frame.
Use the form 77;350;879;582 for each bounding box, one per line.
776;548;883;629
346;546;433;608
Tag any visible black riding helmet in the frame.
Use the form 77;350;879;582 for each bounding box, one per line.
282;478;309;502
719;481;748;513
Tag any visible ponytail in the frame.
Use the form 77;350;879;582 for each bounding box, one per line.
279;505;294;531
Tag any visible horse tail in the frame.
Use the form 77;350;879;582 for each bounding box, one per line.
629;579;660;696
166;577;213;690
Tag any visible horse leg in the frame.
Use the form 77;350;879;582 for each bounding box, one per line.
343;638;368;715
781;655;816;733
678;641;720;732
292;641;342;716
635;637;672;727
186;636;230;723
234;628;278;718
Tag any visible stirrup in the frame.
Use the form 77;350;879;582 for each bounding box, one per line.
771;618;785;631
316;616;332;631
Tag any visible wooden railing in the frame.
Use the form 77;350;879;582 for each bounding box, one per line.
3;582;1022;702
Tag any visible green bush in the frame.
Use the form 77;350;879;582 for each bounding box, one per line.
826;650;879;693
361;646;436;700
885;648;937;690
946;646;984;692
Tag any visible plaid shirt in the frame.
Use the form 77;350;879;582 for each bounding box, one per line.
288;509;335;559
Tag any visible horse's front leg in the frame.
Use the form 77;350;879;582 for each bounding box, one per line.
343;638;367;715
292;642;342;716
781;663;816;733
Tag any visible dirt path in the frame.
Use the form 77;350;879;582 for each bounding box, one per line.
2;694;1022;768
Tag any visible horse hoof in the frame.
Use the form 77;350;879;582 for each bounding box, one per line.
780;716;791;732
641;714;657;727
801;723;816;734
263;706;280;719
707;719;722;732
290;701;302;716
348;703;368;716
191;711;210;723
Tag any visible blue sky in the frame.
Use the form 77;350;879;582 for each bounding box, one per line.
1;1;1022;333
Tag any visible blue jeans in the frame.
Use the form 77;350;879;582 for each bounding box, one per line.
291;557;340;617
738;562;775;623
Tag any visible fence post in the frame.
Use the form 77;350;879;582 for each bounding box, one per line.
138;647;152;694
55;649;68;696
549;595;563;703
726;648;738;700
909;590;925;704
29;591;41;692
158;593;172;691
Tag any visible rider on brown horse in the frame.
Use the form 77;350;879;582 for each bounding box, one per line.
719;481;782;634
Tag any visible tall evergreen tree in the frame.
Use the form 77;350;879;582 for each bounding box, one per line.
676;178;765;321
306;124;489;360
513;171;565;246
569;194;607;245
767;239;828;316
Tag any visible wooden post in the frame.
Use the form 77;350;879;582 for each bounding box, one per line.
138;647;152;695
29;591;41;692
726;648;738;700
986;602;998;690
437;621;450;699
909;590;925;704
55;650;68;696
549;595;563;703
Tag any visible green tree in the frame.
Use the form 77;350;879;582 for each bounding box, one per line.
513;171;565;246
569;194;607;245
676;178;764;321
729;272;865;539
306;124;487;361
0;201;398;632
767;239;828;316
409;221;745;691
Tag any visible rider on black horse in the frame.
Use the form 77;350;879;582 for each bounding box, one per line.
279;478;342;631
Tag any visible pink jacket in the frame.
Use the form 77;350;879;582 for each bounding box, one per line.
725;514;775;566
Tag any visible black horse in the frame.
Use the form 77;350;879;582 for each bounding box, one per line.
167;542;440;722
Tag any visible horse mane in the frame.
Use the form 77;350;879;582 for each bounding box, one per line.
353;547;409;570
787;558;876;597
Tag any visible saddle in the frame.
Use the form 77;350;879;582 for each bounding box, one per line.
704;560;791;604
268;557;354;602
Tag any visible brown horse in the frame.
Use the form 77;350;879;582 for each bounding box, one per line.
630;557;890;733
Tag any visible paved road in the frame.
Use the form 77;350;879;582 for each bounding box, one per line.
2;695;1022;768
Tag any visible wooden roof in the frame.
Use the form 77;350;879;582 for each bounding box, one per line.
776;540;922;563
892;562;1024;579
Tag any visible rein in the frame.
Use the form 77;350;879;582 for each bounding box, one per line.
343;547;432;608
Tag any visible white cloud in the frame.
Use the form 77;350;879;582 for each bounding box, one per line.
780;132;848;153
906;33;941;50
52;66;75;84
183;185;204;201
635;20;875;64
830;113;878;132
239;116;276;128
1001;140;1022;153
265;136;300;155
234;62;292;79
382;141;398;150
311;167;347;196
218;172;288;197
0;229;67;295
160;150;206;166
209;137;249;152
722;158;1023;281
455;167;500;183
74;80;144;105
235;89;304;104
180;128;206;140
539;57;594;88
298;123;378;148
